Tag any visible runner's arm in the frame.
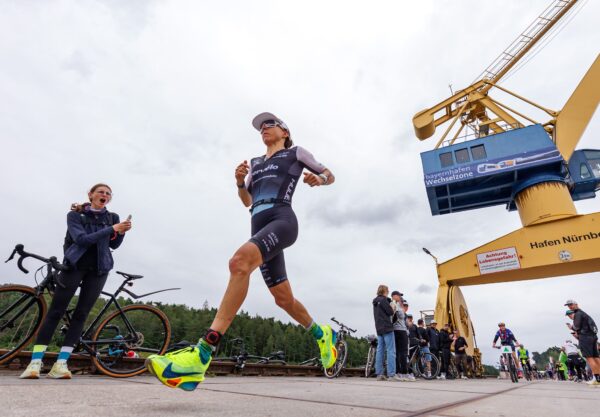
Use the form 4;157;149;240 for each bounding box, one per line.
297;146;335;186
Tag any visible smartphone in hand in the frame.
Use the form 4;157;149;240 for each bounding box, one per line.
126;215;132;222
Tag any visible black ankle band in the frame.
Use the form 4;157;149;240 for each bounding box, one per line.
204;329;222;346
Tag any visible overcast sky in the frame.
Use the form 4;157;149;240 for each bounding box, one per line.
1;0;599;366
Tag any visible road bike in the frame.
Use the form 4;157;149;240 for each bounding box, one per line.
215;337;286;371
494;345;519;383
0;244;176;377
408;343;440;380
325;317;356;378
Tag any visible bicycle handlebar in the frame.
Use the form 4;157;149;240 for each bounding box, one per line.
331;317;356;333
5;244;68;274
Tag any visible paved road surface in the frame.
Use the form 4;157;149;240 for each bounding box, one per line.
0;373;598;417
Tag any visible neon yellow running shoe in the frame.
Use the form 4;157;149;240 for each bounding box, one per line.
316;325;337;369
145;341;213;392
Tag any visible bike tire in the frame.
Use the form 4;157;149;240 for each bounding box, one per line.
365;345;376;378
413;352;440;380
324;339;348;379
90;304;171;378
508;356;519;383
0;285;46;364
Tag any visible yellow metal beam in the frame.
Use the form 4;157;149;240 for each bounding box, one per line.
437;212;600;286
554;54;600;161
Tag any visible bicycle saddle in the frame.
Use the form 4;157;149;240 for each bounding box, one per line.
116;271;144;280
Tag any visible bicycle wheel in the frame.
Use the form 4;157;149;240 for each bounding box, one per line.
90;304;170;378
325;339;348;379
414;353;440;380
508;356;519;383
364;345;376;377
0;285;46;364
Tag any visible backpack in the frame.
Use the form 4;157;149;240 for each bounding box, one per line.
63;211;117;253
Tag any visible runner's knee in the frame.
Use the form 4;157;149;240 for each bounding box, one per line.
274;294;294;311
228;253;253;277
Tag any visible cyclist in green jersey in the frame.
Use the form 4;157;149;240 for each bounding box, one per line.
517;345;532;374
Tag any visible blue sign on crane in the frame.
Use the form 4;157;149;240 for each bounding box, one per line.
420;124;566;215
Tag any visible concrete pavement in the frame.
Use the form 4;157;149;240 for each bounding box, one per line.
0;373;598;417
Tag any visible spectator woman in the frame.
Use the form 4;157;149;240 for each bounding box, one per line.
20;183;131;379
372;285;400;381
390;290;409;380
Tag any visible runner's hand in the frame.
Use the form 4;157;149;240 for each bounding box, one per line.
303;172;324;187
235;160;249;185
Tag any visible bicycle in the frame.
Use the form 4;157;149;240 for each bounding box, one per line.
216;337;286;371
325;317;356;378
520;358;532;381
408;343;440;380
494;345;519;383
364;334;377;377
0;244;176;377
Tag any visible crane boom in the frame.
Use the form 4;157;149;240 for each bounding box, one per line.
413;0;581;141
477;0;579;92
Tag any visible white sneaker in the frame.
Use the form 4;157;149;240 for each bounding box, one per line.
461;375;468;380
376;375;388;381
47;361;72;379
19;361;42;379
406;374;416;382
426;371;432;378
586;379;600;387
400;374;409;381
439;373;446;380
390;374;404;381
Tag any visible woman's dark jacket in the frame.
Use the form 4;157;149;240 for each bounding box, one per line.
64;208;124;274
372;295;394;335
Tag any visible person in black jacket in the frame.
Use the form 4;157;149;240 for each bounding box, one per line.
565;299;600;386
417;319;433;377
453;329;469;379
428;320;441;377
372;285;399;380
439;323;453;379
405;315;419;381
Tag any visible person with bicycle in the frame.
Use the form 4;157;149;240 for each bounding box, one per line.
492;322;520;375
517;345;532;377
428;320;441;378
146;113;337;391
417;318;432;378
405;314;418;381
20;183;132;379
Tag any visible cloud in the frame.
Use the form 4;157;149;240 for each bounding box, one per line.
415;284;434;294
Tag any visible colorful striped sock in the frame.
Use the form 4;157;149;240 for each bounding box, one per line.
57;346;74;363
31;345;47;362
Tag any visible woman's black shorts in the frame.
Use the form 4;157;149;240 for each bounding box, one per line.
249;205;298;288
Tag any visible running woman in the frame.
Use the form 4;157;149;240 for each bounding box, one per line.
146;112;337;391
19;183;132;379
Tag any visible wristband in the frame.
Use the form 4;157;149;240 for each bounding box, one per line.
237;182;245;189
318;173;329;185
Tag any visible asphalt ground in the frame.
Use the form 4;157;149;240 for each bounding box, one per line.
0;373;598;417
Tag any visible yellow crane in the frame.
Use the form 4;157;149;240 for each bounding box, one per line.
412;0;600;373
